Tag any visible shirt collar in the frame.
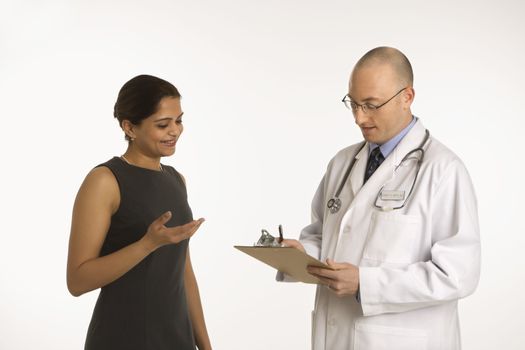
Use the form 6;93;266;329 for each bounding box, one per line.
369;116;417;157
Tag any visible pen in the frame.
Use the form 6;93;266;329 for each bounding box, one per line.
278;224;283;243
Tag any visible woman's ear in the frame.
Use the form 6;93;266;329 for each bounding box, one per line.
121;120;136;141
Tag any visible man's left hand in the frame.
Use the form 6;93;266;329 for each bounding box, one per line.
307;259;359;297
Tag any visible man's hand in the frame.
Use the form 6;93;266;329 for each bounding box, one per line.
281;239;306;254
307;259;359;297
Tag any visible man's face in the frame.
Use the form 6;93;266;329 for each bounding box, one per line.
348;62;414;145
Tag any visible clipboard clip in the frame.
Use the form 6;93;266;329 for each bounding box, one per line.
255;225;284;247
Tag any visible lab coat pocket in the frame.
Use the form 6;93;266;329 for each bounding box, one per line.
362;211;421;264
354;323;427;350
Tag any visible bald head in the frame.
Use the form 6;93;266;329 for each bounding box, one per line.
354;47;413;87
348;47;416;144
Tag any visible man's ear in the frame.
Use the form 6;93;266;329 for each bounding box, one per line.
403;87;415;108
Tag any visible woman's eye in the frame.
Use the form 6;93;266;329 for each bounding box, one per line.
157;124;168;128
176;119;183;124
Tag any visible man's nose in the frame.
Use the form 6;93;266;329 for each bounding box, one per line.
353;109;368;125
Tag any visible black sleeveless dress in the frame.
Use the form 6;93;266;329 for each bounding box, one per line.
85;157;196;350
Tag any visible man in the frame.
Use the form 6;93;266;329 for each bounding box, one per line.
280;47;480;350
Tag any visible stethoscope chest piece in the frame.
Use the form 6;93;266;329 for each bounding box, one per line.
327;198;342;214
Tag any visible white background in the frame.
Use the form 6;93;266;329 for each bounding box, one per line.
1;0;524;349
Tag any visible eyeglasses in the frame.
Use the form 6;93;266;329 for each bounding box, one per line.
342;87;406;114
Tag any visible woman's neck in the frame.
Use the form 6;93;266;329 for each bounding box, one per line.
121;148;162;171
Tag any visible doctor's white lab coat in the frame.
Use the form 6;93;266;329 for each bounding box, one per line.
283;120;480;350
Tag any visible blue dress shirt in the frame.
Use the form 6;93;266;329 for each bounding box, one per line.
368;116;417;157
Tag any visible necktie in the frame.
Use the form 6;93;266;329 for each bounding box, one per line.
364;147;385;183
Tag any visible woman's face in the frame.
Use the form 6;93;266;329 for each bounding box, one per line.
128;97;184;158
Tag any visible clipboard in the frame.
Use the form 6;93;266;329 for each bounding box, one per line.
234;246;334;284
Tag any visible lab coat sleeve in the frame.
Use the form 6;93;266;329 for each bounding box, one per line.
359;160;481;316
298;174;326;259
276;175;325;282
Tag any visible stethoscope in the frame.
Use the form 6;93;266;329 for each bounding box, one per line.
327;129;430;214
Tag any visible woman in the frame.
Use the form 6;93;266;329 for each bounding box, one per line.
67;75;212;350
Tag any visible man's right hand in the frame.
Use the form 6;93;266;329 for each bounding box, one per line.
281;239;306;254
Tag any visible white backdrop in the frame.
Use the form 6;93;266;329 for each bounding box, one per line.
1;0;524;349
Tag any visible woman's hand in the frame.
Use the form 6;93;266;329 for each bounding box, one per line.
141;211;205;252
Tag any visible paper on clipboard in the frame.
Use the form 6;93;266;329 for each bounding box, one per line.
234;246;334;284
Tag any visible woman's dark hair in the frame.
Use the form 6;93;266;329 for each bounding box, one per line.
114;74;181;141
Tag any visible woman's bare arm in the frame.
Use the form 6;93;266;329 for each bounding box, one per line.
67;167;204;296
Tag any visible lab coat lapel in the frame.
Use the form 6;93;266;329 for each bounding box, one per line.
322;145;368;261
349;145;368;196
390;120;427;168
329;142;394;259
351;119;427;205
334;120;427;253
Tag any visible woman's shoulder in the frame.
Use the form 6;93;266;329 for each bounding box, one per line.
162;164;186;186
95;156;122;171
88;164;117;181
78;158;119;194
82;165;119;194
76;162;120;213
